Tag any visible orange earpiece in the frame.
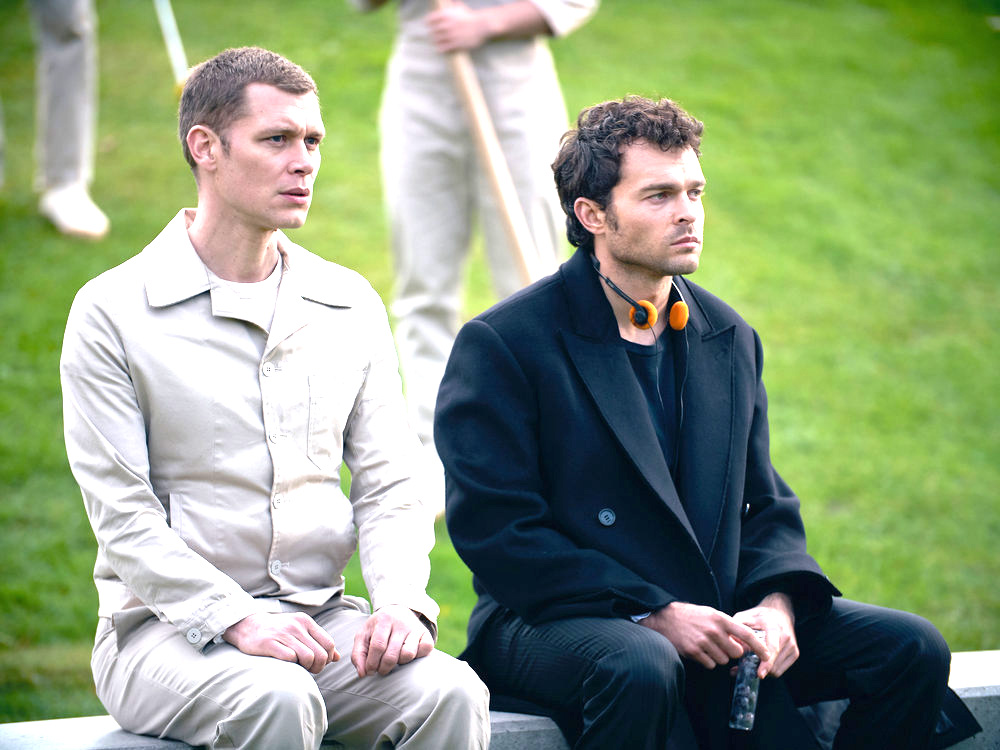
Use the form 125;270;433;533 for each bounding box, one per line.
591;254;689;332
629;300;658;330
668;300;689;331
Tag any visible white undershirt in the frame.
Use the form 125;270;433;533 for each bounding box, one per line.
205;258;283;333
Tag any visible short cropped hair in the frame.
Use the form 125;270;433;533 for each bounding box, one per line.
178;46;317;170
552;96;704;248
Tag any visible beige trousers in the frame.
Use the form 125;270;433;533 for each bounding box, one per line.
91;598;490;750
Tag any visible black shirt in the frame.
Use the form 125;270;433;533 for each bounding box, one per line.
624;330;681;473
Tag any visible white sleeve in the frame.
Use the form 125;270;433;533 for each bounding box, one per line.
528;0;599;37
342;286;441;626
347;0;388;13
60;280;259;649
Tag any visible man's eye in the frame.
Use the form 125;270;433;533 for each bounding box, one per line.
305;137;321;149
689;189;704;199
268;135;285;144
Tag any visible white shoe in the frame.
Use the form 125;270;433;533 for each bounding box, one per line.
39;183;110;240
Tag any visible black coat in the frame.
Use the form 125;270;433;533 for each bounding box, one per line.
436;248;984;749
436;247;839;662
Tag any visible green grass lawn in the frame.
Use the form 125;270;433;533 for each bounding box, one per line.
1;0;998;723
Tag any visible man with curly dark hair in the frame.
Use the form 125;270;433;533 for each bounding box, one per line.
435;96;978;749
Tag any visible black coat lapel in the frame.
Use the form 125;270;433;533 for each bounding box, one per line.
559;249;704;547
675;300;737;559
561;331;700;547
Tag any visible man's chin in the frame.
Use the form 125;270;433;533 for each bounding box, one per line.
275;212;309;230
670;258;700;277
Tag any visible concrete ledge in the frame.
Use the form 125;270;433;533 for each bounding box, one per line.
0;711;567;750
1;651;995;750
0;715;189;750
489;712;568;750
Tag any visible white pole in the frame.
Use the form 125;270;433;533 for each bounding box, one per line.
153;0;189;94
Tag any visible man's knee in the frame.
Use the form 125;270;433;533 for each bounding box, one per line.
219;659;327;747
259;662;326;720
564;629;687;748
389;653;491;748
416;653;490;714
593;628;686;703
897;611;951;685
836;604;953;702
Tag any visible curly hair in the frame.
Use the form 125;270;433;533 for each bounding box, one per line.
552;96;704;248
178;47;317;171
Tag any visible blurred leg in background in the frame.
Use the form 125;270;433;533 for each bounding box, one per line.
30;0;109;240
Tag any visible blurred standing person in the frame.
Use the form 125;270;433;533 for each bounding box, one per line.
351;0;598;512
26;0;110;239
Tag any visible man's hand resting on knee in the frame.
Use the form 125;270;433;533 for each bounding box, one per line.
223;612;340;674
639;601;772;673
352;604;435;677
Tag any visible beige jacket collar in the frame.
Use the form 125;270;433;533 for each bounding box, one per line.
142;209;359;313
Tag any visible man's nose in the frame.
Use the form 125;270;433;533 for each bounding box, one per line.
676;205;696;224
290;144;316;174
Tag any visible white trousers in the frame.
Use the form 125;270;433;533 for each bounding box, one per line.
0;3;97;190
19;0;98;191
91;598;491;750
380;37;569;449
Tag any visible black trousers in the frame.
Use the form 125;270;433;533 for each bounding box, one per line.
473;598;952;750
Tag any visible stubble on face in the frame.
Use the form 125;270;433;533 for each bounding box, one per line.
604;202;700;278
596;143;705;284
602;208;702;283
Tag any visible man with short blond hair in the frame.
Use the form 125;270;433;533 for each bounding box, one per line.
61;46;488;750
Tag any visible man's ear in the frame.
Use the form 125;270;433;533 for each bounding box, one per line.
574;197;607;236
186;125;221;172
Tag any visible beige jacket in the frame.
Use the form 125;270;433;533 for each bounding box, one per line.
61;210;438;649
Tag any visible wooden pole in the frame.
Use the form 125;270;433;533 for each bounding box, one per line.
431;0;539;286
